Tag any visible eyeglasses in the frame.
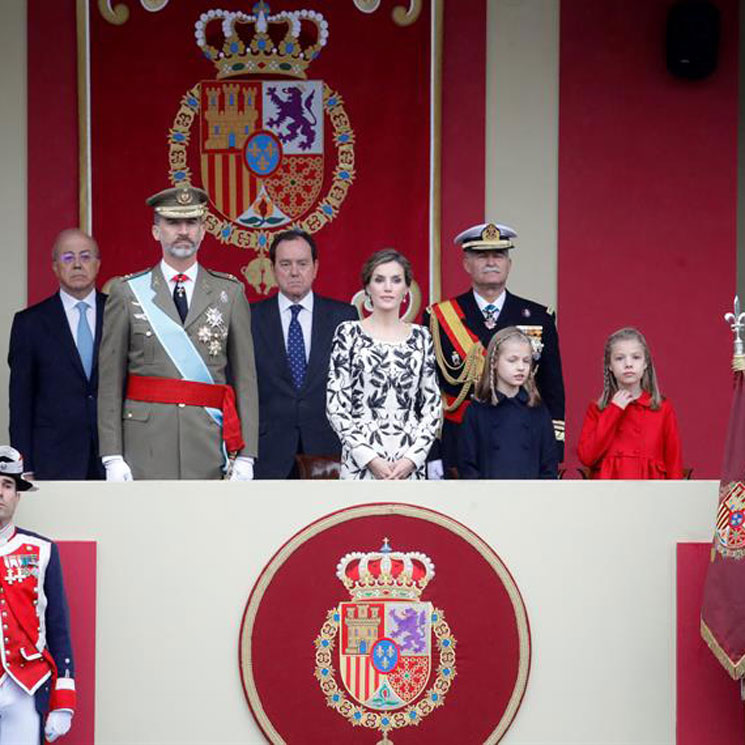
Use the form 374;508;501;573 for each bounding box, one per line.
58;252;97;265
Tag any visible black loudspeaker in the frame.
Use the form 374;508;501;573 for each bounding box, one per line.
666;1;720;79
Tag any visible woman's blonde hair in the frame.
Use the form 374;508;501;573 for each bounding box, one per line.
598;327;662;410
474;326;541;407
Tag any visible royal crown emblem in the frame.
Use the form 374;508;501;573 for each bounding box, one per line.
195;2;329;80
314;539;456;744
168;1;355;294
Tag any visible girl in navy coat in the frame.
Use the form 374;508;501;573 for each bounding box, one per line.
458;326;558;479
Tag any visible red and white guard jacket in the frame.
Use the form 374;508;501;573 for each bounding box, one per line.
0;523;75;713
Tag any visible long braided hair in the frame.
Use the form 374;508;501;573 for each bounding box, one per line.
598;327;662;410
474;326;541;407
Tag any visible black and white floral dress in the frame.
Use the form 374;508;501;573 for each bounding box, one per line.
326;321;442;480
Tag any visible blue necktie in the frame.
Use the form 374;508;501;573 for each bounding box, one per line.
75;301;94;379
287;305;307;390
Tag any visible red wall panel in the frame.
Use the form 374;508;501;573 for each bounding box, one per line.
559;0;739;477
440;1;487;300
27;0;79;305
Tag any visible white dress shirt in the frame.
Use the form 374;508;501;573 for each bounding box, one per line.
278;291;314;362
160;260;199;307
59;288;97;344
472;288;505;321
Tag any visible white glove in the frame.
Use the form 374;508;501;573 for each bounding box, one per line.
45;710;73;742
427;459;445;480
102;455;133;482
230;456;254;481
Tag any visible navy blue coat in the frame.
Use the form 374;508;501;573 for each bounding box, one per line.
8;292;106;480
457;391;558;479
250;293;358;478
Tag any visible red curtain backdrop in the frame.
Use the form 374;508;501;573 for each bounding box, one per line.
27;0;486;310
86;1;431;307
558;0;739;478
677;543;744;744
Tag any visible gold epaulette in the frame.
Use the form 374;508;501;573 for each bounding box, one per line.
205;268;240;282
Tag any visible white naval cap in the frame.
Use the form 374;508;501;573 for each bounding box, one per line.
454;222;517;250
0;447;36;492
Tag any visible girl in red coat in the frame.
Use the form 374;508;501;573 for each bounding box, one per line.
578;327;683;479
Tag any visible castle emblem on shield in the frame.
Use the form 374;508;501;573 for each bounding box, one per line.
168;2;355;293
715;481;745;559
314;539;457;743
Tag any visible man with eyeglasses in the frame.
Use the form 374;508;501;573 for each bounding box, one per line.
8;229;106;480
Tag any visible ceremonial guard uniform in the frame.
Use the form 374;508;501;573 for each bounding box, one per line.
97;187;258;479
0;448;75;744
424;223;566;472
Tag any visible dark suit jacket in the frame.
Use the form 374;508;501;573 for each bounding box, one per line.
251;293;358;478
8;291;106;480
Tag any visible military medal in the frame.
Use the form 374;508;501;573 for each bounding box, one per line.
197;306;228;356
484;317;496;330
205;307;224;328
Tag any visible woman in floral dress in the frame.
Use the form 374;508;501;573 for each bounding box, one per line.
326;249;442;480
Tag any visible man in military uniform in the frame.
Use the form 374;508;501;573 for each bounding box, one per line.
97;186;258;480
0;447;76;744
424;222;565;477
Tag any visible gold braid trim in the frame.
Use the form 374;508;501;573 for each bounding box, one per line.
701;618;745;679
733;355;745;373
429;307;485;413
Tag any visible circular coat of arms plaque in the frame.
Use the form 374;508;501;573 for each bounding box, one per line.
239;503;530;744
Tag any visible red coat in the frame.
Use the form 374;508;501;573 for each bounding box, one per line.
577;392;683;479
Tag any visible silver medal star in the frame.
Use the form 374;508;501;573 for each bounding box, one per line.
205;307;224;328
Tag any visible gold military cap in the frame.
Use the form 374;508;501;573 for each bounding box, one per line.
454;222;517;250
146;186;209;219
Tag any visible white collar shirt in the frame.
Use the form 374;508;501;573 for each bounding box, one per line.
161;260;199;307
277;291;314;361
59;287;97;343
472;288;506;321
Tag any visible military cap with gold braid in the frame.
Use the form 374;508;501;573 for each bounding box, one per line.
455;222;517;250
146;186;209;219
